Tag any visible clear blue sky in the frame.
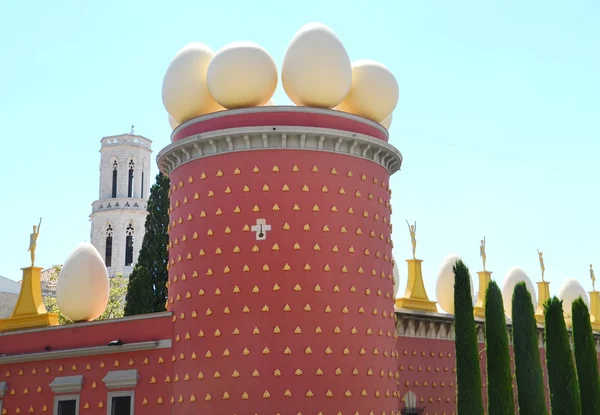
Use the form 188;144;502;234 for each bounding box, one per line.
1;0;599;303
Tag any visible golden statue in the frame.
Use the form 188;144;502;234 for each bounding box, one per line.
591;264;596;291
27;218;42;267
406;220;417;259
480;237;487;271
537;249;545;282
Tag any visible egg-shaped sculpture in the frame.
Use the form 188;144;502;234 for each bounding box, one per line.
207;42;277;109
558;278;589;323
168;114;180;130
56;243;109;322
380;113;393;130
336;60;399;123
162;42;224;124
282;22;352;108
435;254;474;314
502;267;536;319
392;259;400;299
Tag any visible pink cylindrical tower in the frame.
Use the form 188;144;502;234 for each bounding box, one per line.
158;106;403;414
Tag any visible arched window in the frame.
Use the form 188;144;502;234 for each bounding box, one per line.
125;223;134;266
127;159;135;198
111;160;118;198
105;224;113;267
141;170;145;199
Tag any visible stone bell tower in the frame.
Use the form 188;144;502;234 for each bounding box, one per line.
90;132;152;277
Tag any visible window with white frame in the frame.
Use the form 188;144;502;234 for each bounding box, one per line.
53;394;79;415
107;390;134;415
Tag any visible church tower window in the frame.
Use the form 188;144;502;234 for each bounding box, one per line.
125;223;134;266
105;224;114;267
127;160;135;198
111;160;118;198
141;171;144;199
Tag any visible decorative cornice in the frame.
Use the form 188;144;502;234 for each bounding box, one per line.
49;375;83;394
0;340;171;364
0;311;172;337
157;125;403;176
101;134;152;150
90;197;148;214
395;309;600;351
103;369;139;389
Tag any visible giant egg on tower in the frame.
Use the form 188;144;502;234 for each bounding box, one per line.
281;22;352;108
501;267;536;319
436;253;473;314
56;243;109;322
207;41;278;108
162;42;225;124
336;60;399;123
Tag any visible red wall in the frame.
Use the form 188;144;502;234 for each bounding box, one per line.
397;336;556;415
0;314;173;414
167;150;400;414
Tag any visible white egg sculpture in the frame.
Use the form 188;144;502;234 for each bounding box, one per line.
56;243;109;322
336;60;399;123
435;253;474;314
162;42;224;124
282;22;352;108
392;259;400;298
168;114;180;130
558;278;589;322
501;267;536;319
207;42;277;109
380;113;393;130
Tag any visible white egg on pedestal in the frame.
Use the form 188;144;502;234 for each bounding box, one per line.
336;60;399;123
56;243;109;322
162;42;224;125
501;267;536;319
207;42;277;109
558;278;589;323
282;22;352;108
392;259;400;299
435;254;473;314
168;114;180;130
380;113;393;130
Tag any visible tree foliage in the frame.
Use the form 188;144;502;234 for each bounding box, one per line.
124;172;170;315
484;280;515;415
124;265;155;315
511;282;547;415
43;265;127;323
544;297;582;415
572;297;600;414
453;260;484;415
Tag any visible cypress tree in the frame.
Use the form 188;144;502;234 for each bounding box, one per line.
124;173;170;315
124;266;155;315
484;281;515;415
572;298;600;414
544;297;582;415
453;260;484;415
511;282;547;415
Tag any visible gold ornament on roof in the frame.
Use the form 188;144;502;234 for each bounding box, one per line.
406;220;417;259
27;218;42;266
537;249;546;281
